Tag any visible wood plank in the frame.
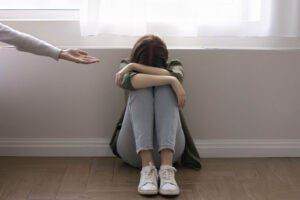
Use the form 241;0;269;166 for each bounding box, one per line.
0;171;42;200
27;168;65;200
57;158;92;193
0;157;299;200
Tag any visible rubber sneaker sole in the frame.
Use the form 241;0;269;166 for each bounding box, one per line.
159;188;180;196
138;188;158;195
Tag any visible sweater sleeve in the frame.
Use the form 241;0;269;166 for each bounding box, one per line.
0;23;61;60
118;59;183;90
167;59;184;83
119;59;138;91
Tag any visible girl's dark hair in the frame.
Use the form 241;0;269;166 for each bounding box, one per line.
130;34;168;68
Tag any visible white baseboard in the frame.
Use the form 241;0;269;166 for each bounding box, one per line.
0;138;300;157
196;139;300;157
0;138;114;157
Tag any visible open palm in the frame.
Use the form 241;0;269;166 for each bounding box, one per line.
59;49;100;64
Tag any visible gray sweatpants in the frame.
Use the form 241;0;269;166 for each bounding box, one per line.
117;85;185;168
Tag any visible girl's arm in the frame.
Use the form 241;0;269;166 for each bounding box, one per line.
130;63;171;76
131;74;174;88
115;60;186;108
115;63;171;87
131;74;186;109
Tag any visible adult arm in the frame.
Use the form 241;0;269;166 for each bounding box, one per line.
0;23;61;60
0;23;99;63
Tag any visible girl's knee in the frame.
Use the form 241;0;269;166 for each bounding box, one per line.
154;85;177;102
155;85;173;94
129;87;153;104
130;87;152;96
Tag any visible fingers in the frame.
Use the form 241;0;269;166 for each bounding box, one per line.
82;58;100;64
177;96;183;109
182;95;186;109
115;73;121;87
177;94;186;110
85;56;100;63
65;49;100;64
81;56;100;63
75;56;100;64
177;96;181;109
78;50;88;55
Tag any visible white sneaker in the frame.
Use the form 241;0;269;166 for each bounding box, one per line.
138;162;158;195
159;165;180;195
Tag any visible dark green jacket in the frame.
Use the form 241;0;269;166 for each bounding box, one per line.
109;59;201;169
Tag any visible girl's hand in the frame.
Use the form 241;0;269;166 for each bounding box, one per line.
115;63;133;87
171;78;186;109
115;72;123;87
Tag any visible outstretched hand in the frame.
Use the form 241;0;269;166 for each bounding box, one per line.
59;49;100;64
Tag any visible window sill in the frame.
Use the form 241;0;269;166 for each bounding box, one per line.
0;9;79;21
1;20;300;50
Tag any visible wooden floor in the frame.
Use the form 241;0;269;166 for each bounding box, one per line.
0;157;300;200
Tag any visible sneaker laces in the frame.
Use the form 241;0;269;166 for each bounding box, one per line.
141;163;157;185
160;166;177;185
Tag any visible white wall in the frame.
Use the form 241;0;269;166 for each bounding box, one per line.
1;48;300;157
